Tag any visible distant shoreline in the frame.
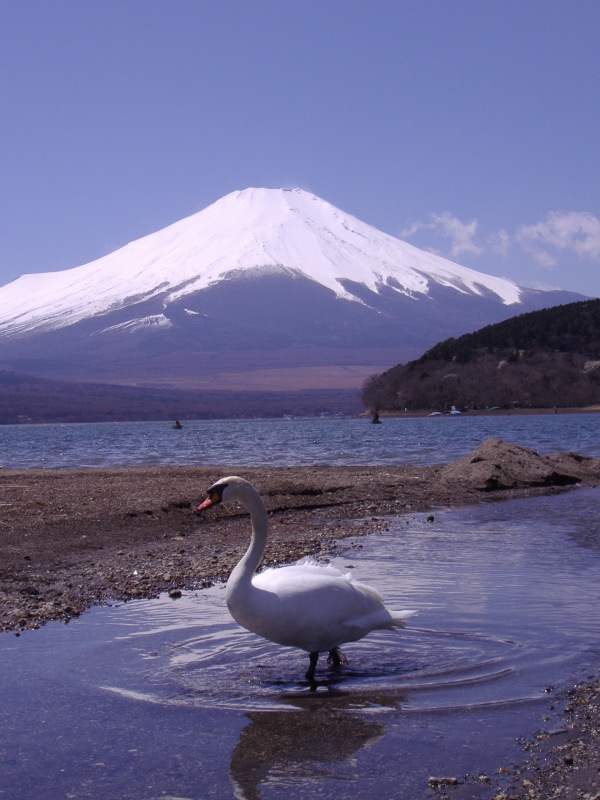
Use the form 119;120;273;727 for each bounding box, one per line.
363;405;600;418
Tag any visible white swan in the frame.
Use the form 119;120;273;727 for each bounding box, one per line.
197;476;416;682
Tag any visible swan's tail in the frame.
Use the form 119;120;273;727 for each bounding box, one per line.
389;609;418;628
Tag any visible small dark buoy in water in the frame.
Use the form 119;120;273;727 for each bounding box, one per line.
371;411;382;424
172;420;183;429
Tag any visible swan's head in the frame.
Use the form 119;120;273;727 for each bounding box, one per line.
197;475;248;511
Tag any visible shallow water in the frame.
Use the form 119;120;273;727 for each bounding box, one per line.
1;413;600;469
2;487;600;799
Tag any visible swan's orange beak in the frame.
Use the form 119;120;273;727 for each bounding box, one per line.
197;496;216;511
197;482;228;511
197;489;221;511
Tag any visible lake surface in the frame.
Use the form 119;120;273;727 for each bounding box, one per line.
1;487;600;799
1;412;600;469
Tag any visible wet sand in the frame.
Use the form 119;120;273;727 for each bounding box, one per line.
498;678;600;800
1;438;600;798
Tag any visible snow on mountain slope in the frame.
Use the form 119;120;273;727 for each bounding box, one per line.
0;187;522;336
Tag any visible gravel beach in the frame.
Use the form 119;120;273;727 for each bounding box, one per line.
1;437;599;798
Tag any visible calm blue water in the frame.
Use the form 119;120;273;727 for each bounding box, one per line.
1;413;599;469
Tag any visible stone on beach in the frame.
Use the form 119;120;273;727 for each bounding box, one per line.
437;437;600;491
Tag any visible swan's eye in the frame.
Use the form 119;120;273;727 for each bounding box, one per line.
210;482;228;500
209;482;229;501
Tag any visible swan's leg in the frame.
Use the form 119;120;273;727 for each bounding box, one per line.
306;651;319;682
327;647;348;668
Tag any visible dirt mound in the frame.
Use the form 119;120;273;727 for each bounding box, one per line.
437;437;600;491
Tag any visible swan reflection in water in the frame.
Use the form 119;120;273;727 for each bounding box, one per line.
229;692;396;800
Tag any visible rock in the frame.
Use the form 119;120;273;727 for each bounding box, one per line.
437;437;600;492
428;776;460;787
168;588;182;599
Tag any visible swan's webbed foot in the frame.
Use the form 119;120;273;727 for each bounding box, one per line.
327;647;348;668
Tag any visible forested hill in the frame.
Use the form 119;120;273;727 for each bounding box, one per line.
423;298;600;362
362;299;600;412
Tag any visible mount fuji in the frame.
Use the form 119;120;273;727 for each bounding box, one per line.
0;188;584;390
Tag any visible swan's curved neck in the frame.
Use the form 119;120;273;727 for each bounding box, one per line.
228;485;268;586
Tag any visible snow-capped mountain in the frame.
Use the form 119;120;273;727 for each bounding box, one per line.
0;187;522;335
0;188;584;390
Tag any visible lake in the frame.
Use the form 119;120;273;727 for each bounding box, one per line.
1;412;599;469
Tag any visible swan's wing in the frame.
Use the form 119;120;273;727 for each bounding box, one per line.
254;561;365;595
293;555;319;567
289;557;352;580
237;562;416;653
253;563;398;618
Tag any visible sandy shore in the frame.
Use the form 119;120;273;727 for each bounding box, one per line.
1;437;600;798
0;462;479;632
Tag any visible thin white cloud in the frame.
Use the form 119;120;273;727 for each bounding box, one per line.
400;212;482;258
433;212;483;258
399;219;429;239
401;209;600;276
516;211;600;268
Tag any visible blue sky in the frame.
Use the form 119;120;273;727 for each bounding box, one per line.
1;1;599;297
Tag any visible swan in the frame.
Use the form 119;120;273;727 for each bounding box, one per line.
197;475;416;683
